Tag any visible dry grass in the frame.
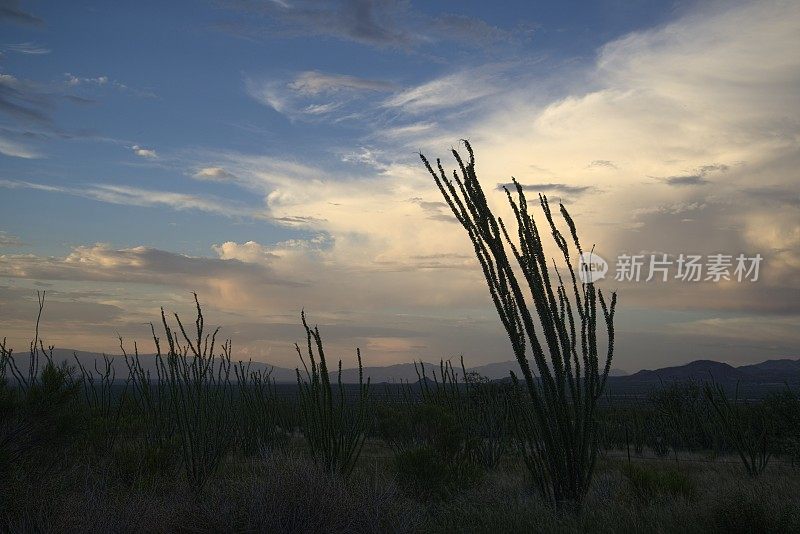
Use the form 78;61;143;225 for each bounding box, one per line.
3;444;799;533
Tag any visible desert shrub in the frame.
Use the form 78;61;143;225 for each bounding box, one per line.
404;359;510;468
761;389;800;463
0;356;81;477
377;397;485;499
621;463;696;503
393;444;484;501
709;485;798;534
649;381;716;453
376;401;465;457
461;367;511;468
704;382;774;477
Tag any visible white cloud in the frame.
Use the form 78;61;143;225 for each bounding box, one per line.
65;73;108;87
193;166;238;182
288;71;395;95
131;144;157;158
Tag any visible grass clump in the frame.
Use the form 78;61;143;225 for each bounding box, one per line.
621;463;696;503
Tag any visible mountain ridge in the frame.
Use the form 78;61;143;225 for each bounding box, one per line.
15;349;799;385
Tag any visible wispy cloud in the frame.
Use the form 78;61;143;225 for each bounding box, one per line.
0;73;53;125
0;231;23;246
588;160;617;169
217;0;415;48
288;71;395;95
216;0;530;52
63;73;157;98
431;13;534;47
246;70;393;120
0;0;44;26
0;179;258;219
2;42;50;55
382;70;499;114
496;182;594;196
0;134;41;158
656;164;729;186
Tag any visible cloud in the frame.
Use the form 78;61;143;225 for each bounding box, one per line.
0;231;22;246
660;174;708;186
288;71;395;95
2;42;50;55
0;179;259;218
0;244;296;289
656;163;729;186
216;1;530;53
246;70;393;120
496;182;594;196
377;121;437;139
382;70;499;114
0;134;41;158
217;0;415;48
193;166;238;182
431;13;533;46
589;160;617;169
5;0;800;370
64;73;108;87
0;0;43;26
0;245;301;332
131;144;157;159
0;73;53;125
63;73;157;98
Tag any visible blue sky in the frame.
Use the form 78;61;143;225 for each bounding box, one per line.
1;0;798;370
1;0;678;256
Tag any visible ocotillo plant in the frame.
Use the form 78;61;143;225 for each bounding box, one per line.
74;347;130;459
2;291;56;394
234;361;291;455
151;294;236;492
704;381;772;477
420;141;617;508
123;338;176;468
295;311;371;478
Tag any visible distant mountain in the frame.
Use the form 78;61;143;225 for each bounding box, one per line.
27;349;799;385
338;362;438;384
44;348;296;382
619;358;800;384
468;360;629;380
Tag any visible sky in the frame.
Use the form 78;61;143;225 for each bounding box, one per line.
0;0;798;372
